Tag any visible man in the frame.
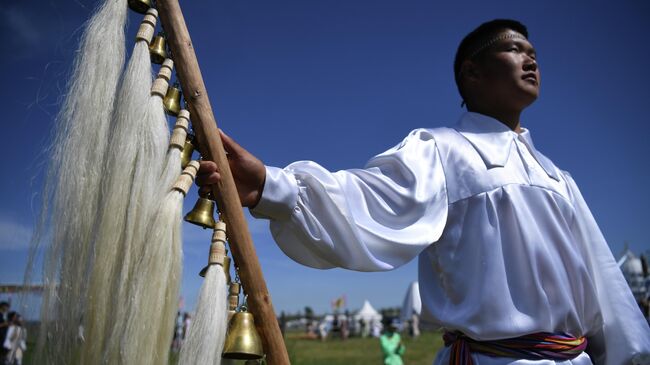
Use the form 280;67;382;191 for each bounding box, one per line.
197;19;650;364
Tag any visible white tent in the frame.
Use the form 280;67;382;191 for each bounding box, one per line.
354;299;382;323
400;281;421;322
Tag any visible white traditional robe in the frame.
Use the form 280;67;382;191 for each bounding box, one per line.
251;112;650;364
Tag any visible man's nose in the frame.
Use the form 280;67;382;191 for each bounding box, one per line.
523;56;537;71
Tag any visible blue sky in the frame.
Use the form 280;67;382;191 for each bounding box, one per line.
0;0;648;317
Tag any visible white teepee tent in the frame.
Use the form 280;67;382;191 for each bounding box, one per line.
354;299;382;323
400;281;421;322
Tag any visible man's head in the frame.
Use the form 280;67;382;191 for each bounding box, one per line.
386;318;399;334
0;302;9;313
454;19;539;113
11;313;22;326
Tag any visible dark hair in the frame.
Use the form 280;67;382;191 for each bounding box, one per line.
7;311;17;321
0;301;9;308
454;19;529;104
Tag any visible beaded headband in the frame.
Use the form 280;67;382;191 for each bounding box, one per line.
468;32;527;59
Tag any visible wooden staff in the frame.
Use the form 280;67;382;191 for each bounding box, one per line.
156;1;291;364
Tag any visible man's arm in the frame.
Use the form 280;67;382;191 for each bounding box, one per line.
196;128;449;271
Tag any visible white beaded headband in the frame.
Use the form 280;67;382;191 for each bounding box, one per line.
468;32;527;59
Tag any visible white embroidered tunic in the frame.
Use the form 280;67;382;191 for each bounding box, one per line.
251;112;650;365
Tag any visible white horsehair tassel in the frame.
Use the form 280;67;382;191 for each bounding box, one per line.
179;222;229;365
81;7;170;364
121;160;200;365
27;0;128;363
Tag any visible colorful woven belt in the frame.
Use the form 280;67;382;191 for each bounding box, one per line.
443;331;587;365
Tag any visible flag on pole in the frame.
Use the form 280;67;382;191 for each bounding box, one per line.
331;295;346;311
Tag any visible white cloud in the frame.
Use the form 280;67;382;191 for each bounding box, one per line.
0;219;33;251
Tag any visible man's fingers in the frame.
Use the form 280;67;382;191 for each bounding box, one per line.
195;171;221;187
219;129;244;157
196;160;219;186
198;160;218;174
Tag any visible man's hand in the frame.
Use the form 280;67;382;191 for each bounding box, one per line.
195;129;266;208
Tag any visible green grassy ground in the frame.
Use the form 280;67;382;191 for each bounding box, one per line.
284;330;442;365
25;330;444;364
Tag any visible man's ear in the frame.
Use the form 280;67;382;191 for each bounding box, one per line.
460;59;481;82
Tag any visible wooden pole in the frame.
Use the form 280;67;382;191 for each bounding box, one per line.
156;1;291;364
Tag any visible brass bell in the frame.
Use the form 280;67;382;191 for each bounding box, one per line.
128;0;151;14
222;308;264;360
184;196;216;229
163;83;182;116
149;33;167;65
180;136;195;169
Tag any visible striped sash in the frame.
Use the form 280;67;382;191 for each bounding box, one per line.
443;331;587;365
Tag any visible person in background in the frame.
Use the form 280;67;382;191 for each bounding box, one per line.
380;320;405;365
171;311;183;352
3;312;26;365
410;313;420;339
182;312;191;342
0;302;10;362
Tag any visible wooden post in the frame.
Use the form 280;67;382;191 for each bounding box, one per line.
156;1;291;364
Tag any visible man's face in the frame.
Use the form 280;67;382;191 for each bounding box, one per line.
474;30;540;109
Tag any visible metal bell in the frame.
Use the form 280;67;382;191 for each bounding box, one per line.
128;0;151;13
163;83;182;116
149;33;167;64
222;309;264;360
184;197;216;229
180;136;195;169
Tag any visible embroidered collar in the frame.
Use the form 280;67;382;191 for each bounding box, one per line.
455;112;560;181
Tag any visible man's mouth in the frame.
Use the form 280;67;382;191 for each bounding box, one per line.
522;73;538;84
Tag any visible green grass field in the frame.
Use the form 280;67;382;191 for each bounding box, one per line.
283;330;442;365
26;330;444;364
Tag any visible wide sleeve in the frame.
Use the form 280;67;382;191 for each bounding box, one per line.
250;128;448;271
563;172;650;365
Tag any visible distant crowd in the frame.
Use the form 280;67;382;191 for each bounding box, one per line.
280;311;421;342
0;302;26;365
